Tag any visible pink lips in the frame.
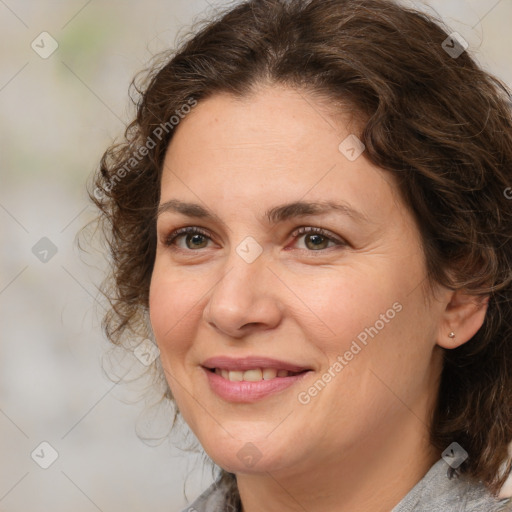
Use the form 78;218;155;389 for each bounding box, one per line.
202;356;312;403
202;356;310;373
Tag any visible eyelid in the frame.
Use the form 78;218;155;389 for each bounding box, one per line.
290;226;346;247
163;226;213;246
162;224;347;252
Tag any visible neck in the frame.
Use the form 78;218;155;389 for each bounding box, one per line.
236;412;440;512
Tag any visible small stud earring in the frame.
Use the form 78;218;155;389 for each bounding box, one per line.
448;331;456;339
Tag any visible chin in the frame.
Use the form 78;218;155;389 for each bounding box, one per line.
198;428;292;474
208;448;285;475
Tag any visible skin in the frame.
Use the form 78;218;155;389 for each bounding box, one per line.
149;83;488;512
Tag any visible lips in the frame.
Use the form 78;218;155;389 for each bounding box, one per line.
202;356;311;373
211;368;301;382
201;356;312;402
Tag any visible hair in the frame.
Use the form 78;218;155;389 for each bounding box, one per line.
89;0;512;503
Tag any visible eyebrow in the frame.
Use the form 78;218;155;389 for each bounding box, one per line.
157;199;370;225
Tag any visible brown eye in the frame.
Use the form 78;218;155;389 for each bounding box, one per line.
164;227;213;250
292;226;346;251
304;233;330;250
184;233;209;249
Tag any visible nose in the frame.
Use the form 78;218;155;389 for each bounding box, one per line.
202;248;283;338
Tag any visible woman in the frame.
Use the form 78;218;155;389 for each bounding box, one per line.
91;0;512;510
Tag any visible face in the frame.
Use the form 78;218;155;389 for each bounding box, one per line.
149;84;446;476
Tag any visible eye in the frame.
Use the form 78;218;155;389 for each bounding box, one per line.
162;225;347;253
164;226;214;250
290;226;346;251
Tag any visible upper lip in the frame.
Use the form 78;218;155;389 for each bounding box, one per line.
202;356;311;373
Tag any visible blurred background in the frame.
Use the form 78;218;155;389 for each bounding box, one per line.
0;0;511;510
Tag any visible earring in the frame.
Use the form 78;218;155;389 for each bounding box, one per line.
448;331;456;339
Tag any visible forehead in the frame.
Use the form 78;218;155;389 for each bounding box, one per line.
160;85;399;220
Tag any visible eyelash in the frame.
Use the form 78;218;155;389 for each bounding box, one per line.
163;226;346;252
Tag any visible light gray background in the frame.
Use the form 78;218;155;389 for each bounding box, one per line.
1;1;511;511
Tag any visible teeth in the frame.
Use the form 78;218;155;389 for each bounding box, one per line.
228;370;244;382
215;368;295;381
243;369;263;381
262;368;278;380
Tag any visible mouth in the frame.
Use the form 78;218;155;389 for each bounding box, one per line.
201;356;313;402
205;367;308;382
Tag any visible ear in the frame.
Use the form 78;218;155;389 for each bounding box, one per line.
436;290;489;349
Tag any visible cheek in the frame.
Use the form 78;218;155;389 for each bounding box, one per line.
148;266;206;414
149;272;173;344
299;261;431;392
148;264;202;359
294;268;400;348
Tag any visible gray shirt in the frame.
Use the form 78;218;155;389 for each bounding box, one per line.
180;458;512;511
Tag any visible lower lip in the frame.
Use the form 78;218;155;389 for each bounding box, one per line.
202;367;311;403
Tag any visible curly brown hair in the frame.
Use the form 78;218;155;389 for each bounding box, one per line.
90;0;512;500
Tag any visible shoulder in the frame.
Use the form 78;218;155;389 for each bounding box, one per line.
392;458;512;512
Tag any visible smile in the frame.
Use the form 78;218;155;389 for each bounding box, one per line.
210;368;304;381
201;356;312;402
203;368;311;402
